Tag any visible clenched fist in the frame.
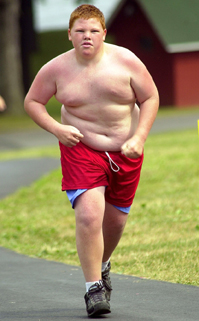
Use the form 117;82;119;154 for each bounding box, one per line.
121;135;144;159
55;124;84;147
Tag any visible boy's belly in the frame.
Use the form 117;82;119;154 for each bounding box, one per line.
61;104;140;151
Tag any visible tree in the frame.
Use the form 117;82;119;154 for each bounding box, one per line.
0;0;24;114
0;0;91;115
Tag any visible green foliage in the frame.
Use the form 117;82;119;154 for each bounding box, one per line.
29;30;73;82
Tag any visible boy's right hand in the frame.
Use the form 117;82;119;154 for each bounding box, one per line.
55;124;84;147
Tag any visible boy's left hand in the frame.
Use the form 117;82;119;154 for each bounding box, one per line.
121;135;144;159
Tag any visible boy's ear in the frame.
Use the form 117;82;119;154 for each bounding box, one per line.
103;29;107;41
68;29;72;41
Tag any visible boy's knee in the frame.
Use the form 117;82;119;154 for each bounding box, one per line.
76;211;102;231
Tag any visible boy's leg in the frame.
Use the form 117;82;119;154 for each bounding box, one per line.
101;202;129;301
102;201;128;262
74;186;106;282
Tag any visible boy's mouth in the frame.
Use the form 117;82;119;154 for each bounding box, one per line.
82;42;93;47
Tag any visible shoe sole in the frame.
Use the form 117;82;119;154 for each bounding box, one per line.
88;302;111;317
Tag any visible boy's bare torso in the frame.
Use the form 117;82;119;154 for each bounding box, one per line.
54;43;139;151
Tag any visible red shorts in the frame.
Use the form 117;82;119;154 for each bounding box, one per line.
59;141;143;208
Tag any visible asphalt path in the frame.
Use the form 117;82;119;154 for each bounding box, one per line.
0;111;199;320
0;246;198;321
0;157;60;199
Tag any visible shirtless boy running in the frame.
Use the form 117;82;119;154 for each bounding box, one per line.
24;4;159;317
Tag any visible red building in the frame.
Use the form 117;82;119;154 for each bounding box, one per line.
107;0;199;107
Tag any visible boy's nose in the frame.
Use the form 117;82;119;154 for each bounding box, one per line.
84;32;91;39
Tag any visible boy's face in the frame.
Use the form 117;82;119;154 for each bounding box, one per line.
68;18;107;58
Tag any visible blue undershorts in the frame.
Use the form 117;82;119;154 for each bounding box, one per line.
66;189;131;214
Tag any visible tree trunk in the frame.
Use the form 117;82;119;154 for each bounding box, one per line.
0;0;24;114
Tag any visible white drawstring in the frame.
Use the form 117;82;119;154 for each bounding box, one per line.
105;152;120;172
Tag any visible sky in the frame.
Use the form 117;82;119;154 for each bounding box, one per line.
33;0;121;32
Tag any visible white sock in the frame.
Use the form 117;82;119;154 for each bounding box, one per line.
86;281;100;292
101;258;110;272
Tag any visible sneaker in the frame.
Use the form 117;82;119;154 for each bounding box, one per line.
102;261;112;301
84;281;111;317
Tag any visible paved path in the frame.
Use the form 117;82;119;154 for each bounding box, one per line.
0;157;60;199
150;111;199;134
0;111;199;320
1;247;198;321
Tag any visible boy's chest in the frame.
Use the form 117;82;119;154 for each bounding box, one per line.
56;65;134;106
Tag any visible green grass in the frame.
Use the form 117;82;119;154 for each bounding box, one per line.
0;145;60;161
0;128;198;286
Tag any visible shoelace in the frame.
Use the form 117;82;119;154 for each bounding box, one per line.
102;276;112;291
88;283;105;302
102;263;112;291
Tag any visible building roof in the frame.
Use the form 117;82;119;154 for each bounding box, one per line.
107;0;199;53
33;0;199;53
138;0;199;52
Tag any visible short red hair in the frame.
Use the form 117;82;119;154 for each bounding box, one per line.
69;4;106;30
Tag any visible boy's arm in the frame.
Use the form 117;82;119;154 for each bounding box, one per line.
24;65;58;132
24;64;83;147
121;55;159;158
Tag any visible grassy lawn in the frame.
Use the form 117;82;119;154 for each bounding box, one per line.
0;125;198;286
